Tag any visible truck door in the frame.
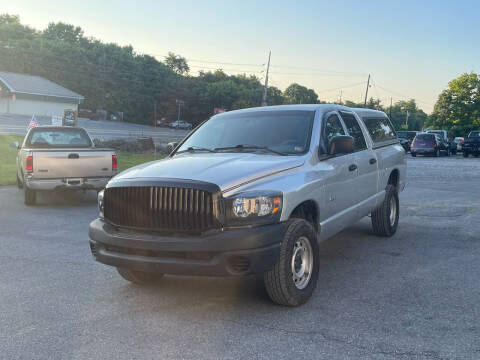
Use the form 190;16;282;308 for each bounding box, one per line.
339;111;378;215
319;112;359;239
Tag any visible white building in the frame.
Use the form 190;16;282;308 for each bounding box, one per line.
0;72;84;117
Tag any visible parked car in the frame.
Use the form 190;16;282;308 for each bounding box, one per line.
89;105;406;306
411;133;448;157
11;126;117;205
78;108;96;120
168;120;192;129
453;137;464;152
425;129;456;155
462;131;480;157
396;131;417;152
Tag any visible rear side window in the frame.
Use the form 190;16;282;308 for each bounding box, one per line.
363;117;397;144
339;111;367;151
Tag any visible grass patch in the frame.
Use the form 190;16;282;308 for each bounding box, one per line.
117;152;164;173
0;135;164;186
0;135;23;186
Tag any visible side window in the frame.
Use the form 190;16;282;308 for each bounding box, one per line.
339;111;367;151
363;117;396;144
324;114;345;143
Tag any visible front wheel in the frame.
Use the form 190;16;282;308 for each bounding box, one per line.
411;152;416;157
264;219;319;306
116;268;162;284
371;184;399;237
463;151;469;158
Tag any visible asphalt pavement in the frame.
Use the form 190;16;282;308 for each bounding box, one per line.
0;113;190;142
0;156;479;359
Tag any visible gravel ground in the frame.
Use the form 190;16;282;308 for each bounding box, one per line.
0;155;479;359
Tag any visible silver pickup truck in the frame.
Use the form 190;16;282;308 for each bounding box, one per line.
12;126;117;205
89;105;406;306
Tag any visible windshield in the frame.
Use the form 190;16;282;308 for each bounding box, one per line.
176;110;315;155
25;128;92;148
469;131;480;138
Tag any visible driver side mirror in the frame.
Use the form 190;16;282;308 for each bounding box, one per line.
328;135;354;155
166;142;179;154
10;141;20;149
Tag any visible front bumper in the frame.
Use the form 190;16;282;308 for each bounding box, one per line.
89;219;286;276
25;177;111;190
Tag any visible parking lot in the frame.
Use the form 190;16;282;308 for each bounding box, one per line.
1;156;479;359
0;113;190;142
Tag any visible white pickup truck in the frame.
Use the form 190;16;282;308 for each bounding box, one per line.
12;126;117;205
89;105;405;306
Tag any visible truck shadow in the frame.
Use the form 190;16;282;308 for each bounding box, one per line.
24;188;98;207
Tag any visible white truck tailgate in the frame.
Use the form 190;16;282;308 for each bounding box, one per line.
33;150;114;179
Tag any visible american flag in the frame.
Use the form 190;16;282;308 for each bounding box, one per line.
28;115;40;129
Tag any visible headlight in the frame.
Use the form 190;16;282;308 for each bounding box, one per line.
224;191;282;226
98;190;104;218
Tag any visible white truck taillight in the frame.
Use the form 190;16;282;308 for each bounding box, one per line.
26;155;33;173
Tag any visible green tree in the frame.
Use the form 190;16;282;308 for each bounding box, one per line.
43;22;84;43
283;83;319;104
164;52;189;75
425;72;480;136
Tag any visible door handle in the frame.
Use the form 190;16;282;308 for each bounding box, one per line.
369;158;377;164
68;153;79;159
348;164;357;172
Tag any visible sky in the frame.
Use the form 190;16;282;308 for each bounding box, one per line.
3;0;480;113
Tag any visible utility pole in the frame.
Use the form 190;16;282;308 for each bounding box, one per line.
405;110;409;127
153;102;157;127
363;74;371;107
389;97;392;119
339;90;343;104
261;51;271;106
176;99;185;121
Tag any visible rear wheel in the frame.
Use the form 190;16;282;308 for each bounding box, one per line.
371;185;399;237
264;219;319;306
411;152;416;157
463;151;469;158
116;268;162;284
24;187;36;205
16;173;23;189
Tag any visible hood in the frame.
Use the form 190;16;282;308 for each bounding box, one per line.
113;153;305;192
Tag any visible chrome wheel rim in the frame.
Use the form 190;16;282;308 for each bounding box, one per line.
291;236;313;290
389;196;397;226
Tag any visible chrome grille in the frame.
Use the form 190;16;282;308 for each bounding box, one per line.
104;186;217;233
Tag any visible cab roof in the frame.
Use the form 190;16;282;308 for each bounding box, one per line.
215;104;388;118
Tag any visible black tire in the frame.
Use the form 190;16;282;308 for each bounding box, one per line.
475;154;480;158
16;173;23;189
463;151;469;158
264;219;319;306
445;149;450;157
371;184;399;237
24;187;36;205
116;268;162;284
411;152;416;157
451;150;457;155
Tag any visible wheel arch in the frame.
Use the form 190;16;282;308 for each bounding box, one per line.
286;200;319;232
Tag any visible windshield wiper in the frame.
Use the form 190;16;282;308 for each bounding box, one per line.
215;144;286;156
175;146;217;155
